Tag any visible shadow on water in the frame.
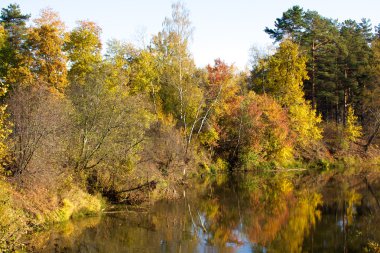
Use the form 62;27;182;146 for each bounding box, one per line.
27;172;380;253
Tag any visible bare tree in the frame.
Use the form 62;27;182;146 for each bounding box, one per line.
7;84;71;176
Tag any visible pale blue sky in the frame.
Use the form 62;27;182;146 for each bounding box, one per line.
1;0;379;69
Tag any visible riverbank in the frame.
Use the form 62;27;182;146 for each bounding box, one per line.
1;158;378;252
1;141;380;253
0;179;104;252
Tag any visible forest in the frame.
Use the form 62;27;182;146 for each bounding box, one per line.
0;2;380;252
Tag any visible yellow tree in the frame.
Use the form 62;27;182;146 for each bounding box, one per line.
64;21;102;84
129;49;160;112
257;40;322;147
344;105;362;143
0;25;5;88
152;2;204;150
28;8;67;91
0;26;10;171
0;24;5;52
105;40;159;108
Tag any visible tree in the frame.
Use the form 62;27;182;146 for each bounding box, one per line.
255;40;308;106
0;105;11;172
129;50;159;96
363;87;380;151
302;12;340;111
64;21;102;84
217;92;293;167
152;2;203;150
337;19;372;125
0;4;32;86
7;85;71;176
265;7;376;127
0;24;5;49
252;40;322;147
0;24;5;87
265;7;340;112
344;105;362;143
197;59;239;149
376;23;380;38
162;2;193;45
264;5;306;43
28;8;67;91
105;40;159;110
68;64;153;191
362;38;380;151
105;39;134;88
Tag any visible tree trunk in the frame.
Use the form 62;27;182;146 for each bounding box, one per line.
311;41;316;110
343;88;348;126
364;121;380;152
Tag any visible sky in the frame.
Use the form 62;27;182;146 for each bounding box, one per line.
1;0;380;69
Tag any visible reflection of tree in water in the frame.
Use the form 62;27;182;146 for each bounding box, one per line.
263;191;322;253
303;177;380;253
197;173;322;253
27;216;101;252
29;205;201;253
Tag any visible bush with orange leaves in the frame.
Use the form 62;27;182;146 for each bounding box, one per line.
217;92;294;168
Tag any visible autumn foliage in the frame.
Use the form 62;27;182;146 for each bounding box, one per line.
217;92;293;167
0;2;379;250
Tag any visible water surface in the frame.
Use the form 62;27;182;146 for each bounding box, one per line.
28;173;380;253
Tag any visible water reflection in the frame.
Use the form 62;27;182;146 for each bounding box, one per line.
303;176;380;253
27;173;380;253
195;174;322;253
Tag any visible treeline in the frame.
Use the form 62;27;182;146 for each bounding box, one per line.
256;6;380;151
0;2;379;251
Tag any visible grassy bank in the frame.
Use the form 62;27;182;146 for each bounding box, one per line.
0;178;104;252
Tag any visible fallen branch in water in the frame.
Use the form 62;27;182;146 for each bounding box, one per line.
273;168;307;172
236;168;307;172
102;210;148;214
116;180;157;194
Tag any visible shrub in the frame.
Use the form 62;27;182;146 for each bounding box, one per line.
0;180;28;252
44;187;104;223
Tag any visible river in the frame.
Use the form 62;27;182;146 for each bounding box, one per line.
26;172;380;253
